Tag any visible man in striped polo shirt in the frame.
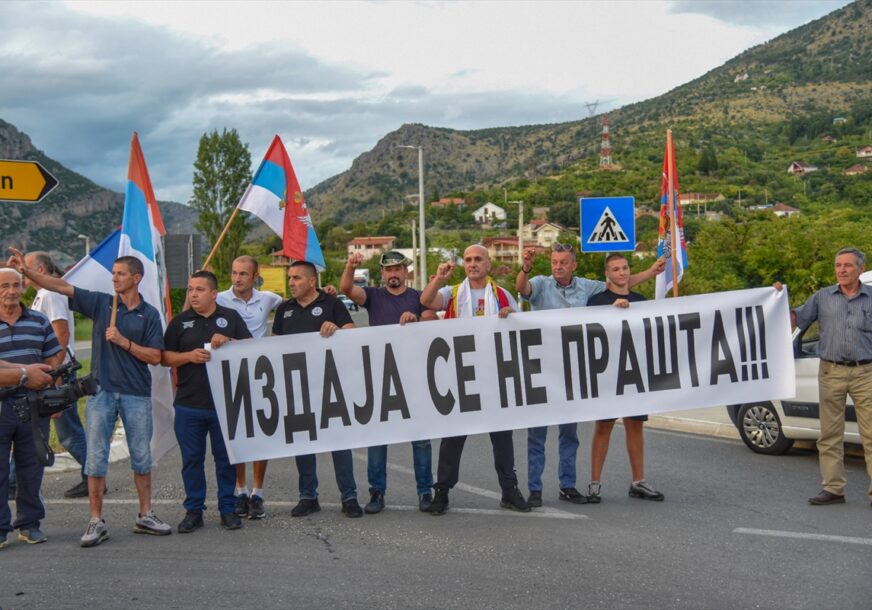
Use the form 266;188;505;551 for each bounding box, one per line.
0;267;64;549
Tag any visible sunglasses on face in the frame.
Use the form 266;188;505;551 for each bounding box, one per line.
552;243;574;253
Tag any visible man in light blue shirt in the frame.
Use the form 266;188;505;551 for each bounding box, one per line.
515;243;663;507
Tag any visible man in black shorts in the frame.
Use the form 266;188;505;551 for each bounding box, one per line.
586;254;664;503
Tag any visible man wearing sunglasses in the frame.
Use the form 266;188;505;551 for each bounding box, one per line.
340;250;434;514
516;243;664;507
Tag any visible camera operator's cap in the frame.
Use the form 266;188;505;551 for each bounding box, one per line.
379;251;413;267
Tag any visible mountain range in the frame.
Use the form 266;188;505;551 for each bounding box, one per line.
2;0;870;260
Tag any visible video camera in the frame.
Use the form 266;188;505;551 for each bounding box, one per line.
14;357;98;423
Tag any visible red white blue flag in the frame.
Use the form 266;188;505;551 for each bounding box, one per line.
65;134;176;462
238;135;326;271
656;135;688;299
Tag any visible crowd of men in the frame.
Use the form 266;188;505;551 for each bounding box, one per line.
2;242;870;550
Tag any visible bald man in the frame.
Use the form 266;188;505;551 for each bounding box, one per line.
420;245;530;515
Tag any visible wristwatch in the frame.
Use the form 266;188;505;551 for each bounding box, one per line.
18;367;28;388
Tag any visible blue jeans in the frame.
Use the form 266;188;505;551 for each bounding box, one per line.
527;423;579;492
85;390;152;477
174;405;236;515
1;403;48;533
367;441;433;496
54;404;87;479
296;450;357;502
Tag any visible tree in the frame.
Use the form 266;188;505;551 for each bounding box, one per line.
190;129;252;282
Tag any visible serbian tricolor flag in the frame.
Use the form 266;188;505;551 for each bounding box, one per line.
655;132;688;299
66;133;177;463
238;135;326;271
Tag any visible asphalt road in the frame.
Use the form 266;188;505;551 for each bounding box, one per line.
3;422;871;609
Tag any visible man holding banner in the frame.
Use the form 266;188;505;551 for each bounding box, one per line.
420;244;530;515
340;250;434;514
163;271;251;533
217;255;283;520
794;247;872;507
586;253;664;502
515;245;664;507
276;261;364;519
11;251;172;547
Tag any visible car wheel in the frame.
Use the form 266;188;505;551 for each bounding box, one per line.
737;403;794;455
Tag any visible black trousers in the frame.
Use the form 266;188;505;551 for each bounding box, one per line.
434;430;518;492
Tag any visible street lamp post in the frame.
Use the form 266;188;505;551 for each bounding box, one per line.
398;145;426;289
77;233;90;256
509;201;523;265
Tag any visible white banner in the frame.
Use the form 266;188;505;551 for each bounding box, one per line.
206;287;794;464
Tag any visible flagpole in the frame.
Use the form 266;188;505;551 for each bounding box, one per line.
110;292;118;327
666;129;680;298
201;206;242;270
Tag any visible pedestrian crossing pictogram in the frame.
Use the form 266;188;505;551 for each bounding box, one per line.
588;207;627;243
580;196;636;252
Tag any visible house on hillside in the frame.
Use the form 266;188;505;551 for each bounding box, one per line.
521;219;566;248
679;192;725;215
749;203;800;218
771;203;800;218
821;135;837;144
347;236;396;261
483;236;547;265
844;164;868;176
833;117;847;125
430;197;466;208
787;161;818;176
856;146;872;159
472;202;506;225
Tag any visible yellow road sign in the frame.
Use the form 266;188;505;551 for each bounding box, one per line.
0;159;59;203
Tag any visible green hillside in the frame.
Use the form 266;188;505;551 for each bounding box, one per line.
305;0;872;224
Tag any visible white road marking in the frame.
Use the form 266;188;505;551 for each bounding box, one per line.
733;527;872;546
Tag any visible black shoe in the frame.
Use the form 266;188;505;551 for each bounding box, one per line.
234;494;250;517
177;511;203;534
291;498;321;517
364;490;385;514
64;479;89;499
221;512;243;530
559;487;589;505
501;487;531;512
808;490;844;506
527;491;543;508
418;493;433;512
629;480;665;501
341;498;364;518
248;495;265;519
429;488;449;515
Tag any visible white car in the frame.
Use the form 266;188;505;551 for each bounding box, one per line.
726;273;870;454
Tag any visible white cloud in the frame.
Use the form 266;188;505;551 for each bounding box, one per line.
0;0;850;204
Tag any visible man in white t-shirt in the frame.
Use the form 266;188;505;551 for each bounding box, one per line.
216;256;282;520
23;252;89;499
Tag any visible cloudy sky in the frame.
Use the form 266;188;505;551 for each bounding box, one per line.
0;0;851;203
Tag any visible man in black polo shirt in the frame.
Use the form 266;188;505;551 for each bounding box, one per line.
162;271;252;533
586;253;664;503
273;261;363;518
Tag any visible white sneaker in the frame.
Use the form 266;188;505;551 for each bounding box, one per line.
134;510;172;536
80;518;109;548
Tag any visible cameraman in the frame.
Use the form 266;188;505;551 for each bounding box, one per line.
0;268;64;549
25;252;90;499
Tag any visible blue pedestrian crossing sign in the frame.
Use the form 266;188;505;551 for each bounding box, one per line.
580;196;635;252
